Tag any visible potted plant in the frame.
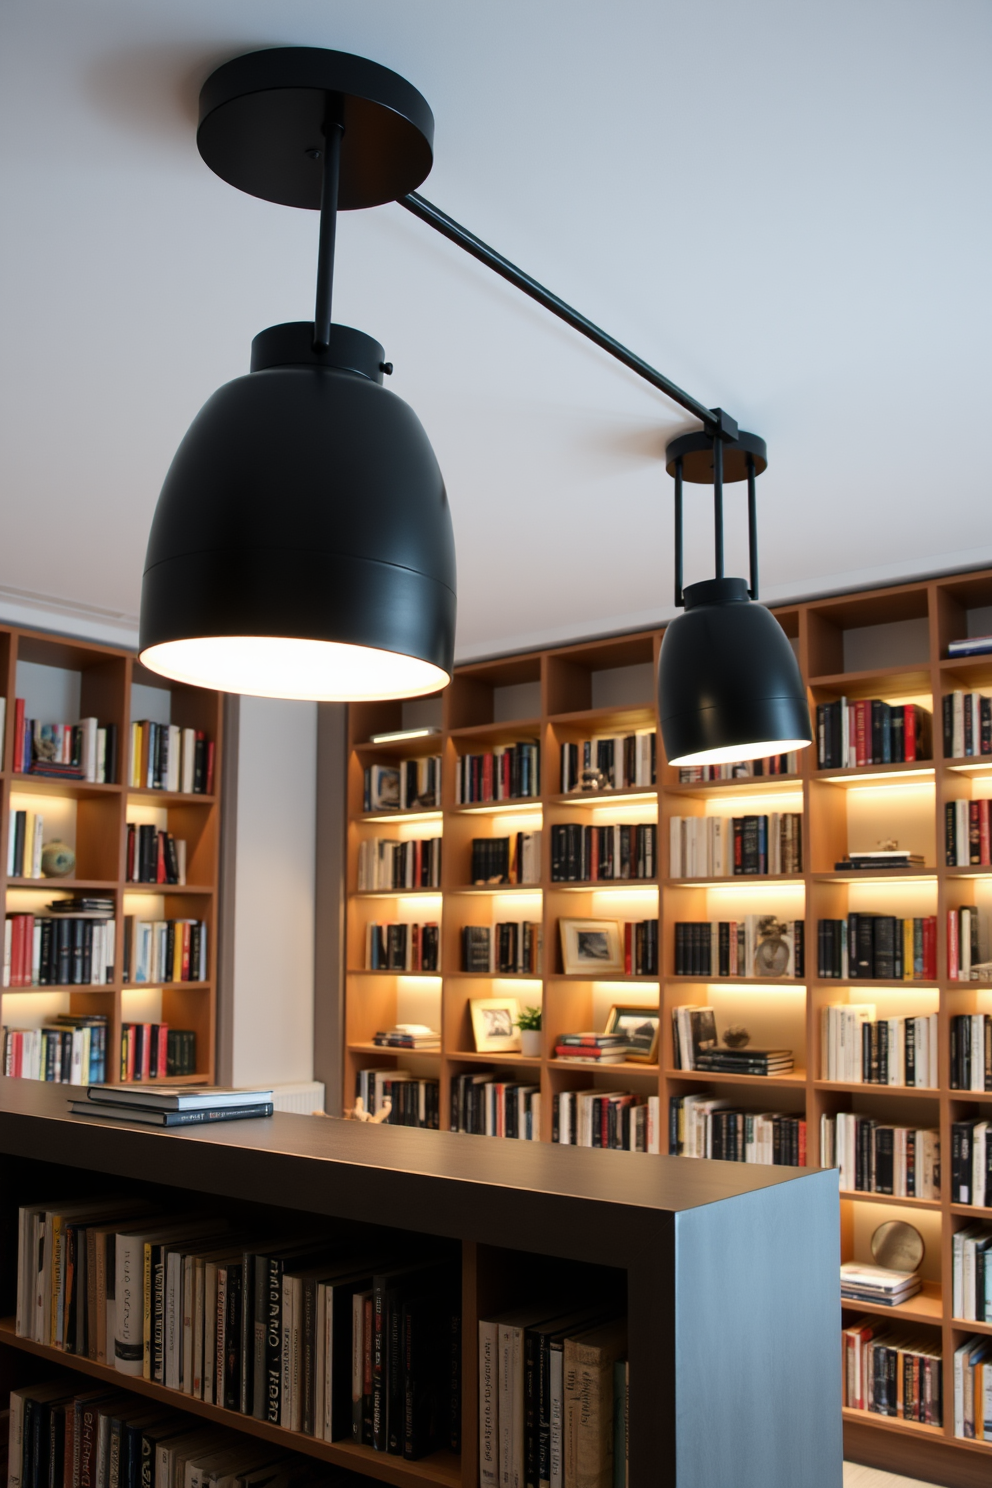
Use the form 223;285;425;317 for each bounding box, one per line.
516;1006;542;1057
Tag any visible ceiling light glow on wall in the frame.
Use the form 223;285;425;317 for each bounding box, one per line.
139;49;455;701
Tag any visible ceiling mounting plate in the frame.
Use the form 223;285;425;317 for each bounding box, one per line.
665;429;768;484
197;47;434;211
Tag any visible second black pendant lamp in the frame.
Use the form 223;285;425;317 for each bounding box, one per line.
139;49;456;701
657;418;812;766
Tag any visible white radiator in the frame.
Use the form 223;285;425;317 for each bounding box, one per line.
268;1080;326;1114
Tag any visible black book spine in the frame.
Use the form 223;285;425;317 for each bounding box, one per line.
264;1258;283;1424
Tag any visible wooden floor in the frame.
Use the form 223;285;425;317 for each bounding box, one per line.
844;1465;940;1488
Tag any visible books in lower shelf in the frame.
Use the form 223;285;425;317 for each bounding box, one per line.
4;910;116;986
560;730;655;792
126;823;187;884
550;822;655;882
2;1016;108;1083
553;1091;660;1151
954;1334;992;1438
128;719;212;793
363;754;442;812
820;1113;939;1198
6;807;45;878
952;1014;992;1090
817;915;937;980
843;1319;942;1424
354;1067;439;1129
12;1200;460;1459
450;1070;540;1139
669;812;802;877
12;699;118;782
357;835;441;890
364;921;439;971
951;1120;992;1207
669;1096;806;1165
678;750;799;782
953;1223;992;1323
456;741;539;804
122;917;208;984
462;922;542;974
821;1006;938;1087
948;906;989;980
944;689;992;758
946;798;992;866
674;916;804;978
478;1308;626;1488
816;697;931;769
470;832;541;885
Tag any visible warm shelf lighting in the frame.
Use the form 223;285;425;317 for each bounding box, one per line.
369;727;442;744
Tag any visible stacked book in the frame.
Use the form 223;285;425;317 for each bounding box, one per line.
834;849;924;872
670;1005;717;1069
70;1084;274;1126
550;821;655;881
5;905;116;988
949;906;988;980
128;720;213;793
126;823;187;884
954;1335;992;1438
693;1046;794;1077
364;921;439;972
817;913;938;980
951;1013;992;1090
3;1015;108;1083
373;1023;440;1051
6;806;44;877
840;1261;921;1308
553;1032;630;1064
950;1119;992;1207
357;834;441;890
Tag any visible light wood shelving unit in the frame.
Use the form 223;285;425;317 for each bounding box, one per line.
344;566;992;1483
0;623;223;1084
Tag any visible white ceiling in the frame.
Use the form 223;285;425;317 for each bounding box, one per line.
0;0;989;661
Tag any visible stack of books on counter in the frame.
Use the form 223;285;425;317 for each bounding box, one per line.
840;1261;922;1308
68;1084;274;1127
693;1046;795;1077
373;1023;441;1050
553;1032;630;1064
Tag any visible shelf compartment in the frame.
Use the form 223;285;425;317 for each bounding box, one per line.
814;765;935;786
841;1279;943;1326
667;774;804;797
8;775;123;800
0;1318;460;1488
814;1080;939;1097
841;1190;941;1211
840;1406;945;1441
665;1067;806;1089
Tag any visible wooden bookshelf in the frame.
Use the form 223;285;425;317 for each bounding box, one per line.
343;565;992;1482
0;623;222;1084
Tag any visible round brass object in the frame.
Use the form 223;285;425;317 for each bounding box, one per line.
871;1220;925;1272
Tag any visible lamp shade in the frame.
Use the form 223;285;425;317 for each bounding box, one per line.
658;577;812;767
139;323;456;700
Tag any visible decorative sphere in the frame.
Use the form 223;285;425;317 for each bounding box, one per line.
41;841;75;878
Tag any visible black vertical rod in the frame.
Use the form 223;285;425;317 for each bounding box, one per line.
746;453;759;599
713;435;725;579
674;457;684;606
312;118;344;352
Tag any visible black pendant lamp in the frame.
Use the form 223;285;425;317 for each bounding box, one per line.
657;417;812;767
139;49;456;701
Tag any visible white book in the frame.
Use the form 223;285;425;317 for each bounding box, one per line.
80;717;98;782
479;1319;499;1488
182;727;197;793
168;724;182;792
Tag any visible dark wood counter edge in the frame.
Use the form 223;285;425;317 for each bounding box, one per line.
0;1083;836;1269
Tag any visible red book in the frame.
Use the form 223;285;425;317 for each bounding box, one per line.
10;916;23;987
798;1120;807;1167
923;916;937;981
156;831;167;884
157;1023;169;1079
12;698;24;773
205;740;215;796
624;922;632;975
502;752;511;800
601;1101;610;1149
982;799;991;866
181;922;191;981
12;1031;22;1078
126;823;136;883
482;754;493;802
904;704;917;761
855;701;868;766
948;910;960;980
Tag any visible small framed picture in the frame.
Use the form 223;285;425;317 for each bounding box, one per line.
559;918;624;975
470;996;522;1053
605;1005;660;1064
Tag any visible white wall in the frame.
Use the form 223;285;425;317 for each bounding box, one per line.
231;696;317;1086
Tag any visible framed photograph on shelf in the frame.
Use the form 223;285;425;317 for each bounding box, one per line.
470;996;522;1053
559;918;624;975
604;1004;660;1063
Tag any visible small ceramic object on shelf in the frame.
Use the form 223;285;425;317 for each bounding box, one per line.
41;840;75;878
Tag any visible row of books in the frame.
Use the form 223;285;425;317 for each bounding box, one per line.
842;1319;942;1424
363;756;441;813
5;912;116;987
461;923;542;974
126;825;188;885
559;731;655;792
2;1016;109;1083
12;702;118;782
955;1334;992;1439
817;915;938;981
549;823;656;882
13;1198;459;1459
356;836;441;892
622;918;658;976
668;1097;806;1165
6;807;45;878
677;750;800;782
815;699;930;769
820;1006;938;1087
944;690;992;759
953;1223;992;1323
125;919;209;985
449;1071;540;1139
121;1025;196;1081
7;1380;346;1488
946;798;992;866
949;906;987;980
354;1068;440;1128
478;1307;626;1488
552;1090;660;1151
668;813;802;878
951;1121;992;1207
364;922;439;972
673;917;804;979
952;1014;992;1090
128;721;213;794
470;833;541;885
820;1114;940;1198
455;742;539;803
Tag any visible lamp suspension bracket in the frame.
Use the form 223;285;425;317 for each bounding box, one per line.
664;424;768;604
